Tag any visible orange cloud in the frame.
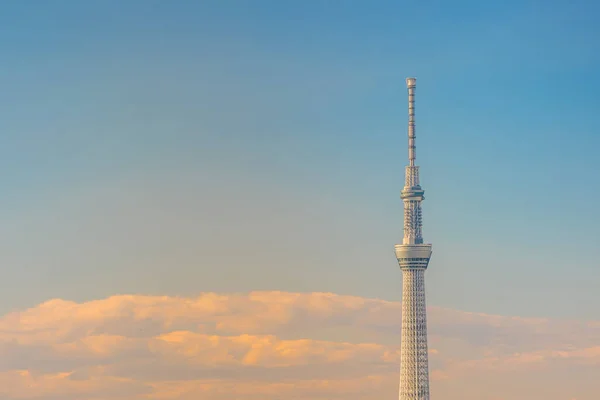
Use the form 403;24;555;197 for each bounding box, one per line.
0;291;596;399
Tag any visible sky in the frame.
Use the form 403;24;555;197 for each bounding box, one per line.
0;1;598;399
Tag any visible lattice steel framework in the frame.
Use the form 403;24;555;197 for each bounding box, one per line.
394;77;433;400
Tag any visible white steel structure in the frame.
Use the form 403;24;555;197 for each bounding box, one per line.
395;77;433;400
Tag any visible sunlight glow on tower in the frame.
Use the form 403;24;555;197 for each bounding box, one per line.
395;77;433;400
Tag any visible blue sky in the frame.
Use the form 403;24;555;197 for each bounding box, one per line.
0;0;598;318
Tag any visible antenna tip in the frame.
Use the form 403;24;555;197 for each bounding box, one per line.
406;77;416;88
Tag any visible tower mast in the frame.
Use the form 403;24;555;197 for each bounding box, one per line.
395;77;433;400
407;77;416;167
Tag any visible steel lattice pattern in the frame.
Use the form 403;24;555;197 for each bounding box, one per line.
405;166;420;188
399;269;430;400
403;200;423;243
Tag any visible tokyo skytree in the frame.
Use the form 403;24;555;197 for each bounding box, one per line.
395;77;433;400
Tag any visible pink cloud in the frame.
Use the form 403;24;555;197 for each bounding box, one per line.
0;291;596;399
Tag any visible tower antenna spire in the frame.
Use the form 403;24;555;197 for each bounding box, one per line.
406;77;417;166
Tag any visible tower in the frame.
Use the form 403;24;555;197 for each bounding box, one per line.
395;77;433;400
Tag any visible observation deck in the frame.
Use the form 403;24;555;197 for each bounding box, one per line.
400;186;425;200
395;243;432;270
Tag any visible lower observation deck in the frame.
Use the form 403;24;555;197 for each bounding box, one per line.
395;244;432;269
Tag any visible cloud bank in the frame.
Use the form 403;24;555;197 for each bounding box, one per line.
0;291;597;399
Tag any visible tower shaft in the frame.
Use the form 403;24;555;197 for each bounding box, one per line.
395;77;432;400
400;269;429;399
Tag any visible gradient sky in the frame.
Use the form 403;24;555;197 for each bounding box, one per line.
1;2;599;399
0;0;599;322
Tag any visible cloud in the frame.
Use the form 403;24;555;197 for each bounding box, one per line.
0;291;597;399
